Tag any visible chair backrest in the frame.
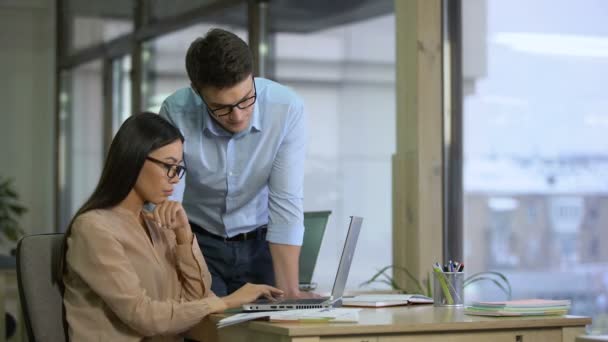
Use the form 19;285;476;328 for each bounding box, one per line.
299;211;331;284
16;233;67;342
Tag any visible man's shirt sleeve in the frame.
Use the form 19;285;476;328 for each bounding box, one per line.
266;98;307;246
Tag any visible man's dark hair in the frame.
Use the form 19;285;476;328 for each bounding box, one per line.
186;28;253;90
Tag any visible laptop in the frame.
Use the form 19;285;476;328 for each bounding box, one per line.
242;216;363;311
299;211;331;291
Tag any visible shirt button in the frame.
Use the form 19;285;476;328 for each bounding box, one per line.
229;171;233;176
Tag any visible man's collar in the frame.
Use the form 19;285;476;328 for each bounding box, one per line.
250;101;262;132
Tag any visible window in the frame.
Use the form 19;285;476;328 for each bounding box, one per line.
112;55;132;134
63;0;133;52
275;13;396;291
57;60;104;230
462;0;608;333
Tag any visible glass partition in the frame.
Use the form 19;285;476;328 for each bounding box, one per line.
57;60;104;230
63;0;133;53
112;55;132;134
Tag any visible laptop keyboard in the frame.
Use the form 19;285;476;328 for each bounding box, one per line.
254;297;328;305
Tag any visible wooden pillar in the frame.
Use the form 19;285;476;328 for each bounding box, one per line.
393;0;444;290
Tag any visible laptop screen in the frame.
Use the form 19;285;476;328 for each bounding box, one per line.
330;216;363;300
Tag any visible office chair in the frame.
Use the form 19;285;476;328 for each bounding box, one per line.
299;211;331;291
16;233;67;342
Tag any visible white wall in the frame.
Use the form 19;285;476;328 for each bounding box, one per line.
0;0;55;245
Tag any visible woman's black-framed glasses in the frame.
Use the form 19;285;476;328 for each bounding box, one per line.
196;76;257;117
146;157;187;179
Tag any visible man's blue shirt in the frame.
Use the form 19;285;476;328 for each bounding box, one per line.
159;77;306;245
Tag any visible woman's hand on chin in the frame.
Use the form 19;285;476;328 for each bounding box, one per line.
150;201;193;244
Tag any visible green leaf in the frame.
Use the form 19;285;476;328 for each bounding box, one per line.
364;279;398;288
0;176;27;244
9;204;27;215
359;265;427;295
0;178;10;189
465;276;512;299
359;265;393;287
465;271;512;298
391;265;426;294
380;270;401;290
5;188;17;198
361;265;512;300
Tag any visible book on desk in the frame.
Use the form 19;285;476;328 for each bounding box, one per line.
341;294;433;308
217;308;362;328
465;299;571;317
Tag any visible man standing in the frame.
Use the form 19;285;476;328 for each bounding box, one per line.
160;28;310;298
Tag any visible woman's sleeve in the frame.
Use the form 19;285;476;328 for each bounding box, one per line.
66;218;227;337
173;234;212;300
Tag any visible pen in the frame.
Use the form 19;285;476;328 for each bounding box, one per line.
458;263;464;272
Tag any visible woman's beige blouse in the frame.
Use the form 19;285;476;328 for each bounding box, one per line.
63;207;226;341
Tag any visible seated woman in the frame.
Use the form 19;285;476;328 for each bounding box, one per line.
61;112;282;341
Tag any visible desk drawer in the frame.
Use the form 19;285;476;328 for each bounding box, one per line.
378;328;562;342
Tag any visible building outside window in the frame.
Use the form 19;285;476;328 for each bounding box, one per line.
462;0;608;333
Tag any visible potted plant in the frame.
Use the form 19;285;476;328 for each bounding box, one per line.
360;264;512;299
0;176;27;256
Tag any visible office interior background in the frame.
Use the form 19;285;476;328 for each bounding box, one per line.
1;0;607;336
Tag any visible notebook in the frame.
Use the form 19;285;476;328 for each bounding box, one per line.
243;216;363;311
218;308;361;328
342;294;433;307
465;299;571;317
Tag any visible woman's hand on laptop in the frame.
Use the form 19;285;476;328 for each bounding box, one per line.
221;283;284;309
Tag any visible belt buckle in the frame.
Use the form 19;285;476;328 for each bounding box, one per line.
225;231;247;242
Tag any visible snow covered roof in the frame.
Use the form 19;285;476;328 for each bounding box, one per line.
464;156;608;194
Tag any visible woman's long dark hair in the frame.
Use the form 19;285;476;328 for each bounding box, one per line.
59;112;184;277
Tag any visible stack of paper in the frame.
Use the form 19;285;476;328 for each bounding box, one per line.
217;308;361;328
465;299;571;317
342;294;433;307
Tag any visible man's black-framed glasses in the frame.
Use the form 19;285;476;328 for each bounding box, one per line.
146;157;187;179
196;77;257;117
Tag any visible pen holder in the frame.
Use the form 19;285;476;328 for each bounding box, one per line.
433;272;464;307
